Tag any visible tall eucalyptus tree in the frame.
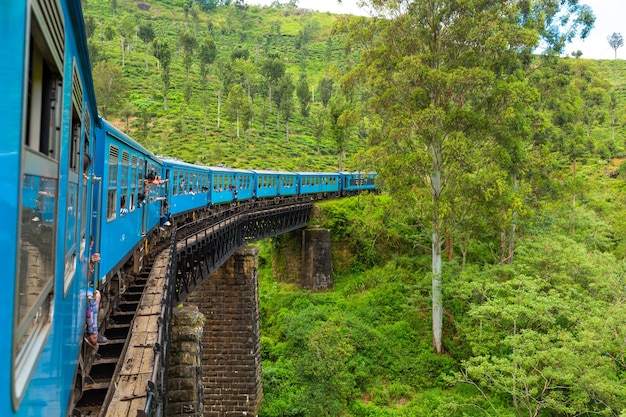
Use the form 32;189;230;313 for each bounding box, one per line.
340;0;594;353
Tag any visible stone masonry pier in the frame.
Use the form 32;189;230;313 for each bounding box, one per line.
186;246;262;417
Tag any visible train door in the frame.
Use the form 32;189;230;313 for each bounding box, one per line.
139;158;147;235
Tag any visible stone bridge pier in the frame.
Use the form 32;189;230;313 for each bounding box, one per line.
170;226;332;417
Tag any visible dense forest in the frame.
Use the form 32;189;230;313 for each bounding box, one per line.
82;0;626;415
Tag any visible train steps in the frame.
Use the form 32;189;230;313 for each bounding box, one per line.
74;267;153;416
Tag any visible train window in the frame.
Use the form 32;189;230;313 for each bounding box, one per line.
108;146;118;186
173;170;178;196
107;146;118;221
138;158;144;189
121;151;129;187
130;155;137;211
25;35;63;159
63;181;78;291
120;152;129;215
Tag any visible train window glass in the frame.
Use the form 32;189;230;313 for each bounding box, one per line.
107;146;118;222
25;38;62;160
63;181;78;291
69;110;80;172
173;170;178;196
107;189;117;221
138;158;144;187
120;152;129;215
121;152;129;187
130;155;137;212
108;146;118;186
15;173;56;398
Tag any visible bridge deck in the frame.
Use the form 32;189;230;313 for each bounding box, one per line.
106;250;169;416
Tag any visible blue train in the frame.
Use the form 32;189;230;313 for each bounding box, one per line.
0;0;376;415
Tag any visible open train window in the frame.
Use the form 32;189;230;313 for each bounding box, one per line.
14;0;65;409
107;145;118;221
130;155;137;212
120;151;129;215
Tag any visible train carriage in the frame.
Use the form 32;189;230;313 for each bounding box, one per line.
161;157;211;216
297;172;341;197
340;172;378;196
0;0;100;415
209;166;254;206
252;170;299;199
93;120;163;285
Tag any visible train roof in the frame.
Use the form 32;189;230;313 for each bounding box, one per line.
251;169;296;175
99;118;158;160
296;171;341;176
160;157;211;171
208;166;254;174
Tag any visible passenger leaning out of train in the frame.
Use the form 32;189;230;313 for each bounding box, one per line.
144;173;167;197
85;236;108;349
120;195;129;216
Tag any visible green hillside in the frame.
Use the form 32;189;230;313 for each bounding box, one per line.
83;0;364;171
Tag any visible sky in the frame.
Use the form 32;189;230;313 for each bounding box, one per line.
247;0;626;60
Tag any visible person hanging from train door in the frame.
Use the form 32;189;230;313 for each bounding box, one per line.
84;236;108;349
81;153;108;349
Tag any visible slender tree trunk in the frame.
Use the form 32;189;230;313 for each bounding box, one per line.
144;44;149;70
217;90;222;129
121;38;125;66
500;230;507;263
163;83;168;110
431;141;444;354
285;119;289;142
236;113;240;139
269;85;273;113
508;175;517;263
445;230;453;261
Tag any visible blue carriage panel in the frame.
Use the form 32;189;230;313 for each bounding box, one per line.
320;173;340;193
254;170;296;197
296;172;324;195
210;167;254;205
340;172;377;193
253;170;279;199
161;158;210;216
2;0;102;415
278;172;299;196
96;120;161;282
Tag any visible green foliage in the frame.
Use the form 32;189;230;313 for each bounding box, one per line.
83;0;366;171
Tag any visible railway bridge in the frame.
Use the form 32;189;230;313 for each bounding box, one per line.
79;199;334;417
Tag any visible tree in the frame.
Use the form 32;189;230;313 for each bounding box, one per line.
215;57;235;129
226;84;253;139
261;54;285;113
341;0;594;354
452;235;626;416
178;30;197;82
84;15;96;39
92;61;127;119
296;74;311;118
117;15;135;66
138;23;155;71
199;37;217;138
316;77;333;107
328;91;355;171
152;39;172;110
607;32;623;59
275;74;295;142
